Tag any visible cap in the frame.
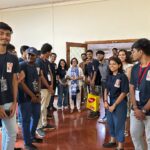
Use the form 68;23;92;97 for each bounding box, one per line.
27;47;38;55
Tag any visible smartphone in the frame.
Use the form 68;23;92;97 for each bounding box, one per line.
5;110;11;116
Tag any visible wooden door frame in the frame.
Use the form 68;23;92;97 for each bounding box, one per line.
66;42;87;66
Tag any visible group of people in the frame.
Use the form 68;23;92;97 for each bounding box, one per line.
0;21;150;150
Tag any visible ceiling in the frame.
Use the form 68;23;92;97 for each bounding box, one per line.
0;0;80;10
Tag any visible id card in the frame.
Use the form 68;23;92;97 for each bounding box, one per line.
0;78;8;92
135;89;140;102
114;79;121;88
146;70;150;81
47;74;51;81
107;96;110;104
7;62;13;73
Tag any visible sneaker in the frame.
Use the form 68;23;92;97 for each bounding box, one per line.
87;112;99;119
124;130;129;137
78;109;81;112
64;106;68;110
14;148;23;150
32;137;43;143
47;113;53;120
24;143;37;150
70;109;73;113
98;116;107;123
57;106;62;110
42;124;56;131
36;128;45;138
103;142;117;148
50;106;57;111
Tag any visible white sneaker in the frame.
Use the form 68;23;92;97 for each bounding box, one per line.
78;109;81;112
64;106;68;110
57;106;62;110
70;109;73;113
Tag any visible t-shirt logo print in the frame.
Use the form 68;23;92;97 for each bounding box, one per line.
114;79;121;88
7;62;13;73
146;70;150;81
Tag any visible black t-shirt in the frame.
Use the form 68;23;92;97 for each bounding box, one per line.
86;59;101;85
36;58;51;89
106;73;129;100
19;61;40;101
130;63;150;115
0;52;19;105
18;57;24;63
57;68;67;80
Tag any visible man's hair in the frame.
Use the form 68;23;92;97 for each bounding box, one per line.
0;22;13;33
51;52;57;57
96;50;105;55
112;48;118;51
41;43;52;54
86;49;93;54
20;45;29;55
131;38;150;56
81;53;86;57
6;43;15;52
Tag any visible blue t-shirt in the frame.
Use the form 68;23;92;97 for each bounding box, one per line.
19;61;40;101
36;58;52;89
106;73;129;100
130;63;150;115
0;52;19;105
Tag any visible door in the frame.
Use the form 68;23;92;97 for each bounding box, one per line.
66;42;87;66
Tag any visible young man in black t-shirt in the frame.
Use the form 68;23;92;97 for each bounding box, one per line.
0;22;19;150
85;50;101;119
19;47;42;149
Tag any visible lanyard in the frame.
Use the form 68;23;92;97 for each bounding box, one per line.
138;62;150;85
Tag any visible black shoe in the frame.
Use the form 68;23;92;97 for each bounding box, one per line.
87;112;99;119
24;143;38;150
32;137;43;143
103;142;117;148
47;113;53;119
52;106;57;111
14;148;22;150
42;124;56;131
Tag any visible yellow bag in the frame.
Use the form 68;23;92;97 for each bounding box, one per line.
86;93;100;112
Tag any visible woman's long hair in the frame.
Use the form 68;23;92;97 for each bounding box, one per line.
58;59;68;70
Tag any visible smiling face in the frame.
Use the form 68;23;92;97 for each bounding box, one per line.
27;53;37;63
109;60;121;73
0;29;11;47
118;51;126;63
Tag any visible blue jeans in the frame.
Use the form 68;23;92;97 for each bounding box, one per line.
106;98;127;142
1;102;17;150
57;84;68;107
19;101;41;145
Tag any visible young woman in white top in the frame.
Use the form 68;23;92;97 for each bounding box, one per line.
118;49;133;137
66;58;84;113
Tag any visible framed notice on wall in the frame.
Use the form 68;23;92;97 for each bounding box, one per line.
86;39;137;59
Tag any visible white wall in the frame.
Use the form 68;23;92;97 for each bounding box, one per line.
0;0;150;59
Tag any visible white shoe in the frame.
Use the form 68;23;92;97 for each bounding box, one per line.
78;109;81;112
64;106;68;110
57;106;62;110
70;109;73;113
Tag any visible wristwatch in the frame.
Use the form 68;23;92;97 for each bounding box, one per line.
141;108;147;114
